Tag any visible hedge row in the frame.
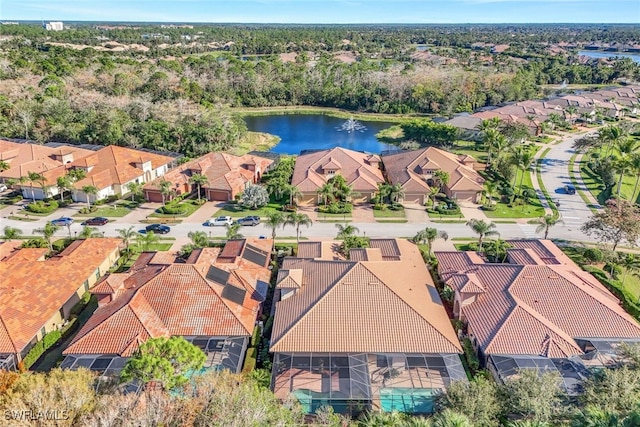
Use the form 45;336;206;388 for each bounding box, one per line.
26;200;59;213
23;329;62;369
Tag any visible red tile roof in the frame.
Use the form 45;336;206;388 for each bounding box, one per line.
0;239;122;355
64;238;273;356
435;240;640;357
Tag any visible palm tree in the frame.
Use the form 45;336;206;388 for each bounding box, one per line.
484;181;498;206
264;211;285;240
613;138;640;196
2;226;22;240
388;183;406;203
424;227;449;257
565;105;579;125
618;253;640;287
317;182;335;206
376;182;392;204
484;239;512;263
431;409;473;427
335;223;359;240
126;181;144;202
0;160;9;172
225;223;243;240
285;212;312;243
529;214;564;240
466;219;499;250
79;226;101;239
285;184;302;206
628;152;640;203
135;231;159;251
27;171;44;201
81;185;99;210
433;170;450;193
56;175;71;203
158;179;172;206
427;187;440;207
188;230;209;247
515;149;536;198
35;222;59;251
116;226;137;251
189;173;208;202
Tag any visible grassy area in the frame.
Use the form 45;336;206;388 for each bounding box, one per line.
430;219;466;224
236;106;417;122
148;200;204;218
376;125;405;144
535;147;559;218
116;243;174;272
229;131;281;156
622;269;640;303
483;166;545;219
428;211;464;219
376;219;408;223
214;202;284;218
450;140;488;164
580;147;640;205
372;208;406;218
569;154;601;213
74;205;132;217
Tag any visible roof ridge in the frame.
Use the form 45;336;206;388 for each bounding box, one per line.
270;262;357;349
359;263;463;353
128;292;169;338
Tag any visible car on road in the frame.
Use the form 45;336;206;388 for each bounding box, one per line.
82;217;109;226
204;216;234;227
145;223;171;234
236;216;260;226
51;217;74;227
564;184;576;195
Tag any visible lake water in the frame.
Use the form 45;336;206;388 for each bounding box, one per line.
243;114;398;155
578;50;640;63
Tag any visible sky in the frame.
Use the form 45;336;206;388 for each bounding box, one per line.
1;0;639;24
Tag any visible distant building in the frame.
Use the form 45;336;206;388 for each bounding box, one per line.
44;21;64;31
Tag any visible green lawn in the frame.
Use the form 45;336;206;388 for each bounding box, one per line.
74;205;132;217
214;202;284;218
373;208;406;218
317;212;352;221
450;140;488;164
483;167;545;219
621;269;640;303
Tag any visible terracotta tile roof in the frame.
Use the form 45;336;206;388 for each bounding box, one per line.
72;145;174;189
291;147;385;194
64;238;273;356
144;152;272;196
271;239;462;354
435;240;640;357
0;239;122;354
382;147;484;195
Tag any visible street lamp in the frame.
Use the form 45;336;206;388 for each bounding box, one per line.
74;231;77;239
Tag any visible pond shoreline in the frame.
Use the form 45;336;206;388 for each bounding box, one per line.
234;105;428;123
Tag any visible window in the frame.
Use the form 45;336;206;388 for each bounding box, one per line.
326;169;336;176
95;269;100;280
83;280;89;292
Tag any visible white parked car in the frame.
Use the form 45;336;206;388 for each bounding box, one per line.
204;216;234;227
0;184;7;192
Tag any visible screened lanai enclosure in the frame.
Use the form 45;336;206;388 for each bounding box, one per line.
272;353;467;414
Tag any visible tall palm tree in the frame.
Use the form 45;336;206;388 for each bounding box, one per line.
264;211;285;240
388;183;406;203
433;170;450;193
285;212;312;243
427;187;440;207
618;253;640;287
613;138;640;197
628;152;640;203
565;105;579;125
126;181;144;202
484;239;512;263
529;214;563;240
2;226;22;241
515;150;536;198
424;227;449;257
188;230;209;247
26;171;44;201
35;222;59;251
135;231;159;251
81;185;99;210
335;223;359;240
484;181;498;206
158;179;172;206
116;226;137;251
317;182;335;206
376;182;392;204
466;219;499;250
225;223;243;240
56;175;71;203
189;173;208;202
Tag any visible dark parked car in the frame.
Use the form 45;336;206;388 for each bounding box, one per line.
51;217;74;226
82;217;109;226
236;216;261;226
145;224;171;234
564;184;576;195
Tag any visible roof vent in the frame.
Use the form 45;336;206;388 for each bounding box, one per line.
548;275;559;279
368;282;378;286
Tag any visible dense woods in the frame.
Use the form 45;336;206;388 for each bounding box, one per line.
0;24;639;154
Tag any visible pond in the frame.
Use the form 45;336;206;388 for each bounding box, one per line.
578;50;640;63
243;114;398;155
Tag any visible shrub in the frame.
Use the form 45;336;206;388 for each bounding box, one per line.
159;203;187;215
26;200;59;214
319;202;352;214
70;292;91;316
462;338;480;373
242;347;257;373
22;329;63;369
481;204;497;211
5;194;23;204
20;238;48;248
79;206;97;214
583;248;604;264
389;202;403;211
373;203;386;211
193;198;206;205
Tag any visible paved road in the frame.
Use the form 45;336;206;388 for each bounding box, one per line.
537;131;598;242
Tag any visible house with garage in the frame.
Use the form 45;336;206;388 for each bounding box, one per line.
62;238;273;375
0;239;122;370
381;146;484;204
291;147;385;205
270;239;465;414
143;152;274;202
435;240;640;393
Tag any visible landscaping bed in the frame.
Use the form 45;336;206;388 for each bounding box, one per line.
149;199;203;218
74;205;132;217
